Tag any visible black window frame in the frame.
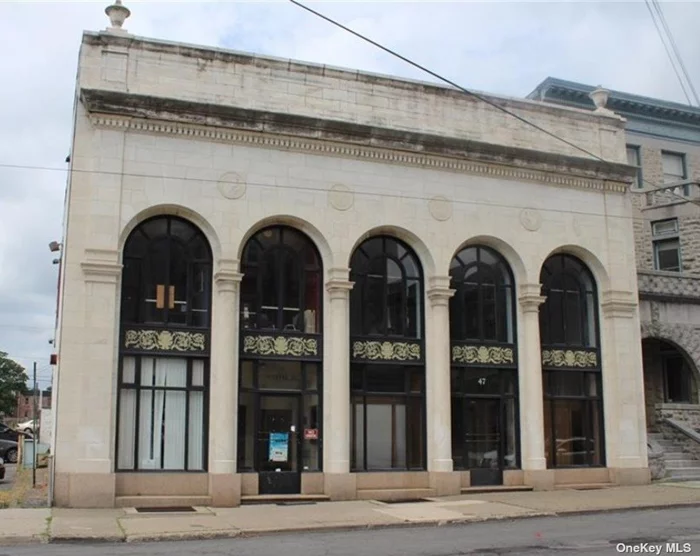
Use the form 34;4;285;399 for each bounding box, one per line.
661;150;688;195
350;236;424;340
539;254;605;469
350;364;426;472
116;215;213;473
652;218;681;273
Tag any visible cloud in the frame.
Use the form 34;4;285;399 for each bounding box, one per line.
0;0;698;387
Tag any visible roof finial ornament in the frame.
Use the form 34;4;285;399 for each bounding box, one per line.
105;0;131;33
589;85;613;114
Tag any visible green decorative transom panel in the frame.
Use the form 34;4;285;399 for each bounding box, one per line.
352;341;421;361
542;349;598;368
452;345;514;365
124;329;206;352
243;335;318;357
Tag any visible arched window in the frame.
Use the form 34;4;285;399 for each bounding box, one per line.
240;226;321;333
116;216;212;472
449;246;519;485
539;254;604;469
449;246;515;343
237;226;322;494
350;236;422;339
350;236;425;471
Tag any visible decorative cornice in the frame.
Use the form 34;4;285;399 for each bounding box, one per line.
81;248;122;284
601;290;638;319
637;270;700;303
518;283;546;313
326;267;354;300
84;102;630;195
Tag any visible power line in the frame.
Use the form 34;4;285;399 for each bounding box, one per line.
0;160;698;226
644;0;694;106
650;0;700;106
289;0;700;209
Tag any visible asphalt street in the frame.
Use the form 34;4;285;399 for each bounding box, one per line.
1;506;699;556
0;464;15;491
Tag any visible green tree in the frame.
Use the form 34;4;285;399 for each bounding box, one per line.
0;352;29;416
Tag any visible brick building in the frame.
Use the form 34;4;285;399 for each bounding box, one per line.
52;6;647;507
529;78;700;445
15;391;52;420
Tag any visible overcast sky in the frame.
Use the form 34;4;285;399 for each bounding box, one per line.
0;0;698;388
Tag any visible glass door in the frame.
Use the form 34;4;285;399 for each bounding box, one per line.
258;394;301;494
465;398;503;486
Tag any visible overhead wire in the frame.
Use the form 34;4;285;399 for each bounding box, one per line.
289;0;700;209
650;0;700;106
643;0;694;106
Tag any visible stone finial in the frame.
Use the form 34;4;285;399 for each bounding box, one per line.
589;86;612;114
105;0;131;32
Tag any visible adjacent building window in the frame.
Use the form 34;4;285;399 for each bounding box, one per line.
626;145;642;189
662;151;688;195
350;236;425;471
652;219;681;272
540;254;604;468
117;216;212;472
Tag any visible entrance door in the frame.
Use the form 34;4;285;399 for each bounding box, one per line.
258;394;301;495
465;398;503;486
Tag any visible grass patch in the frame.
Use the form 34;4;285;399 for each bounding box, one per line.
0;466;46;509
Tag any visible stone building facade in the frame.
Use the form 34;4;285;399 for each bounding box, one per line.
529;78;700;432
52;15;648;508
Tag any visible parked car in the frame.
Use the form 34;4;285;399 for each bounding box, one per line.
0;439;18;464
0;423;30;443
0;457;5;481
16;419;37;435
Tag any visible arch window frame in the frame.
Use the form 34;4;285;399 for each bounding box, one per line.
116;215;213;473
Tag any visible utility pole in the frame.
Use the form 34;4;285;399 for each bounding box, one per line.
32;362;37;488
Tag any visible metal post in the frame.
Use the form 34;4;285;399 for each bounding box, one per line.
32;361;37;488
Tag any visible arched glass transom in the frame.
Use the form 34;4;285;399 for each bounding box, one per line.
350;236;423;339
240;226;322;334
539;254;597;348
449;245;515;343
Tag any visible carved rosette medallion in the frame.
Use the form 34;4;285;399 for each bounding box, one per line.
352;340;421;361
217;172;246;200
542;349;597;368
520;208;542;232
428;196;453;221
124;329;206;352
328;184;354;211
243;335;318;357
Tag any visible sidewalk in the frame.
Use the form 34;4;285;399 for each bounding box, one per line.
3;482;700;545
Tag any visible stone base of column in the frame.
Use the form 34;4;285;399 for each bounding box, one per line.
523;470;555;491
610;467;651;486
209;473;241;507
522;457;547;471
428;471;461;496
324;473;357;501
53;472;116;508
429;458;454;473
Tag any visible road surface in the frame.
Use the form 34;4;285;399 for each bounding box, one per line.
1;506;699;555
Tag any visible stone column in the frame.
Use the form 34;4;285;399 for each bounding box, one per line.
426;276;460;496
209;259;243;506
517;283;549;488
324;268;354;500
54;248;122;507
601;290;650;485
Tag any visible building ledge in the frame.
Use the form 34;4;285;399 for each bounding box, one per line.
80;88;633;191
637;270;700;303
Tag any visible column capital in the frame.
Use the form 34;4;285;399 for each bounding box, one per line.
519;283;546;313
326;267;354;300
214;258;243;293
427;276;455;307
81;248;122;284
601;290;637;318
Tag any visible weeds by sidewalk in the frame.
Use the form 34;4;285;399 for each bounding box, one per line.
0;467;48;509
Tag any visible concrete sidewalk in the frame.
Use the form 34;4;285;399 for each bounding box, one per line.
3;482;700;545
